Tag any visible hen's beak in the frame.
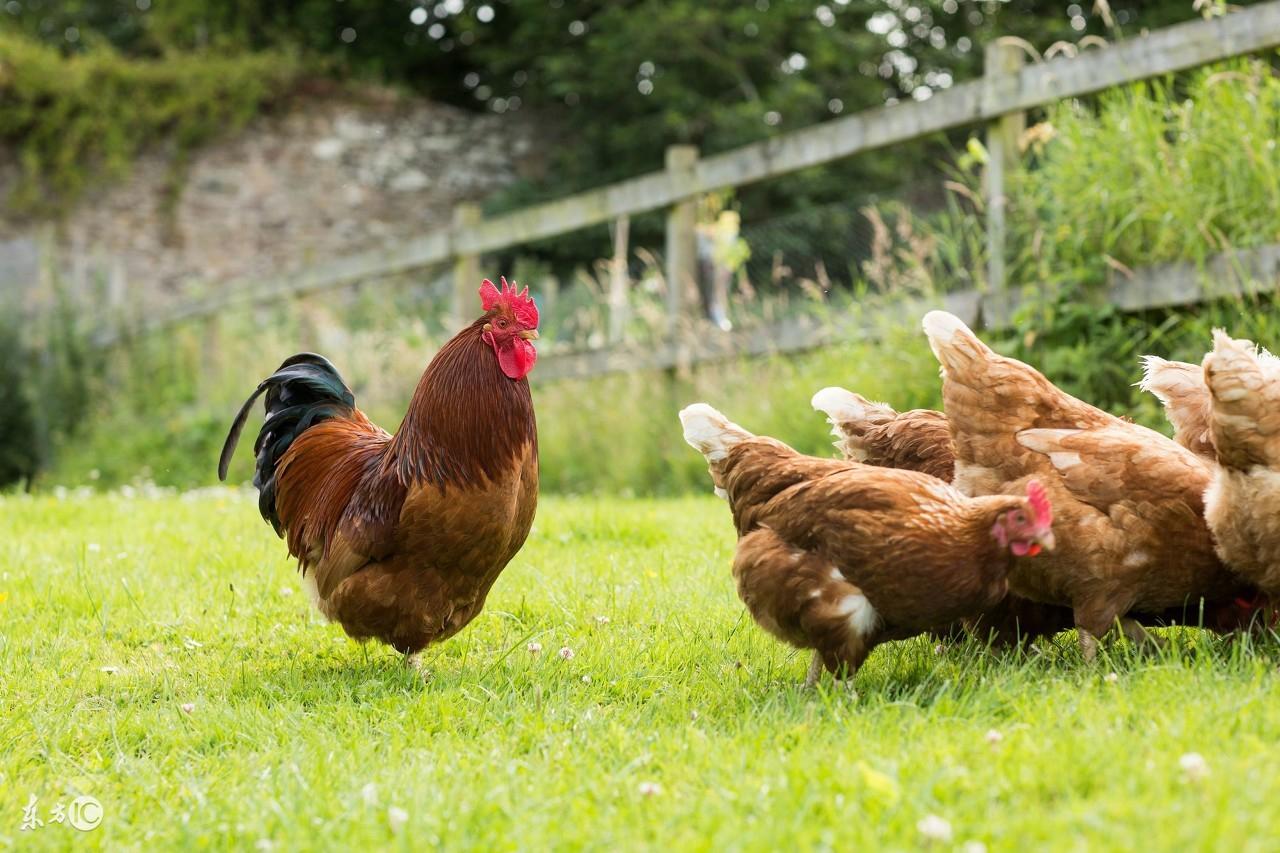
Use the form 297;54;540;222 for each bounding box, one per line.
518;329;540;341
1037;530;1056;552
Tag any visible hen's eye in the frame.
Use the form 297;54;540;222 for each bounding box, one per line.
1014;512;1026;523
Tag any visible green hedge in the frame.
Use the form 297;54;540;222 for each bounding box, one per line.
0;32;301;214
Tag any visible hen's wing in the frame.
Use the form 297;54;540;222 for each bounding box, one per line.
274;413;408;599
811;387;954;481
1016;425;1232;603
1138;355;1215;459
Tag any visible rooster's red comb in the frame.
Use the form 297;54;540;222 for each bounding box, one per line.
1025;479;1052;525
479;276;539;328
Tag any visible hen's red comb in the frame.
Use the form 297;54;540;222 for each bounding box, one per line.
1025;479;1052;525
479;276;539;328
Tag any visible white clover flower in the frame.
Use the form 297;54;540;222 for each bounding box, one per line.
1179;752;1209;782
917;814;953;843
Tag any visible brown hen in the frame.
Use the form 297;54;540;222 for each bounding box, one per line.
1202;331;1280;599
680;403;1054;687
924;311;1252;659
811;386;1076;647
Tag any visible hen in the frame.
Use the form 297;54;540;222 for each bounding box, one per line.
810;387;1076;647
1201;331;1280;598
924;311;1250;659
679;403;1055;687
219;278;540;659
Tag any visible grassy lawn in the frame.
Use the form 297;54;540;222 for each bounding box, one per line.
2;489;1279;851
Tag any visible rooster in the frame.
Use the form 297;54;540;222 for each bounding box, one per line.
923;311;1253;659
679;403;1055;687
218;277;540;660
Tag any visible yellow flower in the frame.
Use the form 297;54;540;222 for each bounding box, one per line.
0;592;8;605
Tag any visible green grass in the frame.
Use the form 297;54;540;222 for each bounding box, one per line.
3;490;1280;850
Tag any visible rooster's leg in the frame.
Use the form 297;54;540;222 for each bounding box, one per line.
803;651;824;689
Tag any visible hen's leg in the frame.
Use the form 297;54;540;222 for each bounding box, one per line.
804;651;824;689
1078;630;1101;663
1074;600;1126;663
1120;618;1167;652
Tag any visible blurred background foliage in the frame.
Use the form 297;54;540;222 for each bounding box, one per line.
2;0;1278;492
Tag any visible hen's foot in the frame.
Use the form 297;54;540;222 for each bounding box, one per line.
403;651;431;682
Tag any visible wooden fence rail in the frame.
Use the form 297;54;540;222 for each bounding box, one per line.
536;243;1280;382
93;4;1280;371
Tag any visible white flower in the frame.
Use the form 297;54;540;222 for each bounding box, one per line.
387;806;408;833
99;666;120;674
638;781;662;796
183;637;203;650
581;675;592;684
962;842;988;853
1104;672;1119;684
559;646;575;660
87;543;101;553
985;729;1003;745
1179;752;1209;781
527;642;543;654
917;814;953;843
933;644;945;655
595;615;611;625
361;783;378;805
180;702;195;714
280;586;294;596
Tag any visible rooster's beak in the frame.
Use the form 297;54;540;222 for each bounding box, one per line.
518;329;540;341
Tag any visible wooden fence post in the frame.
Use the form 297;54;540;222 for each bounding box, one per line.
664;145;700;340
609;215;631;343
452;203;482;327
984;40;1026;321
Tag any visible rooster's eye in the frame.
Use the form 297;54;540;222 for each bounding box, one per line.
498;319;509;329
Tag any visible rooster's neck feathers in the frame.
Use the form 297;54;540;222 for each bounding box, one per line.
388;319;537;488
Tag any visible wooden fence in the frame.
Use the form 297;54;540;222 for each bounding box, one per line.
92;4;1280;380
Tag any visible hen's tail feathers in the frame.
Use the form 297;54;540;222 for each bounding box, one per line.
1202;330;1280;469
810;387;896;459
921;311;991;374
218;353;356;530
1137;355;1214;457
679;403;753;463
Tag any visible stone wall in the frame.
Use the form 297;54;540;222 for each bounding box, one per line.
0;89;537;298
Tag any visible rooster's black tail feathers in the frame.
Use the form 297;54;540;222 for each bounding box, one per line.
218;353;356;531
